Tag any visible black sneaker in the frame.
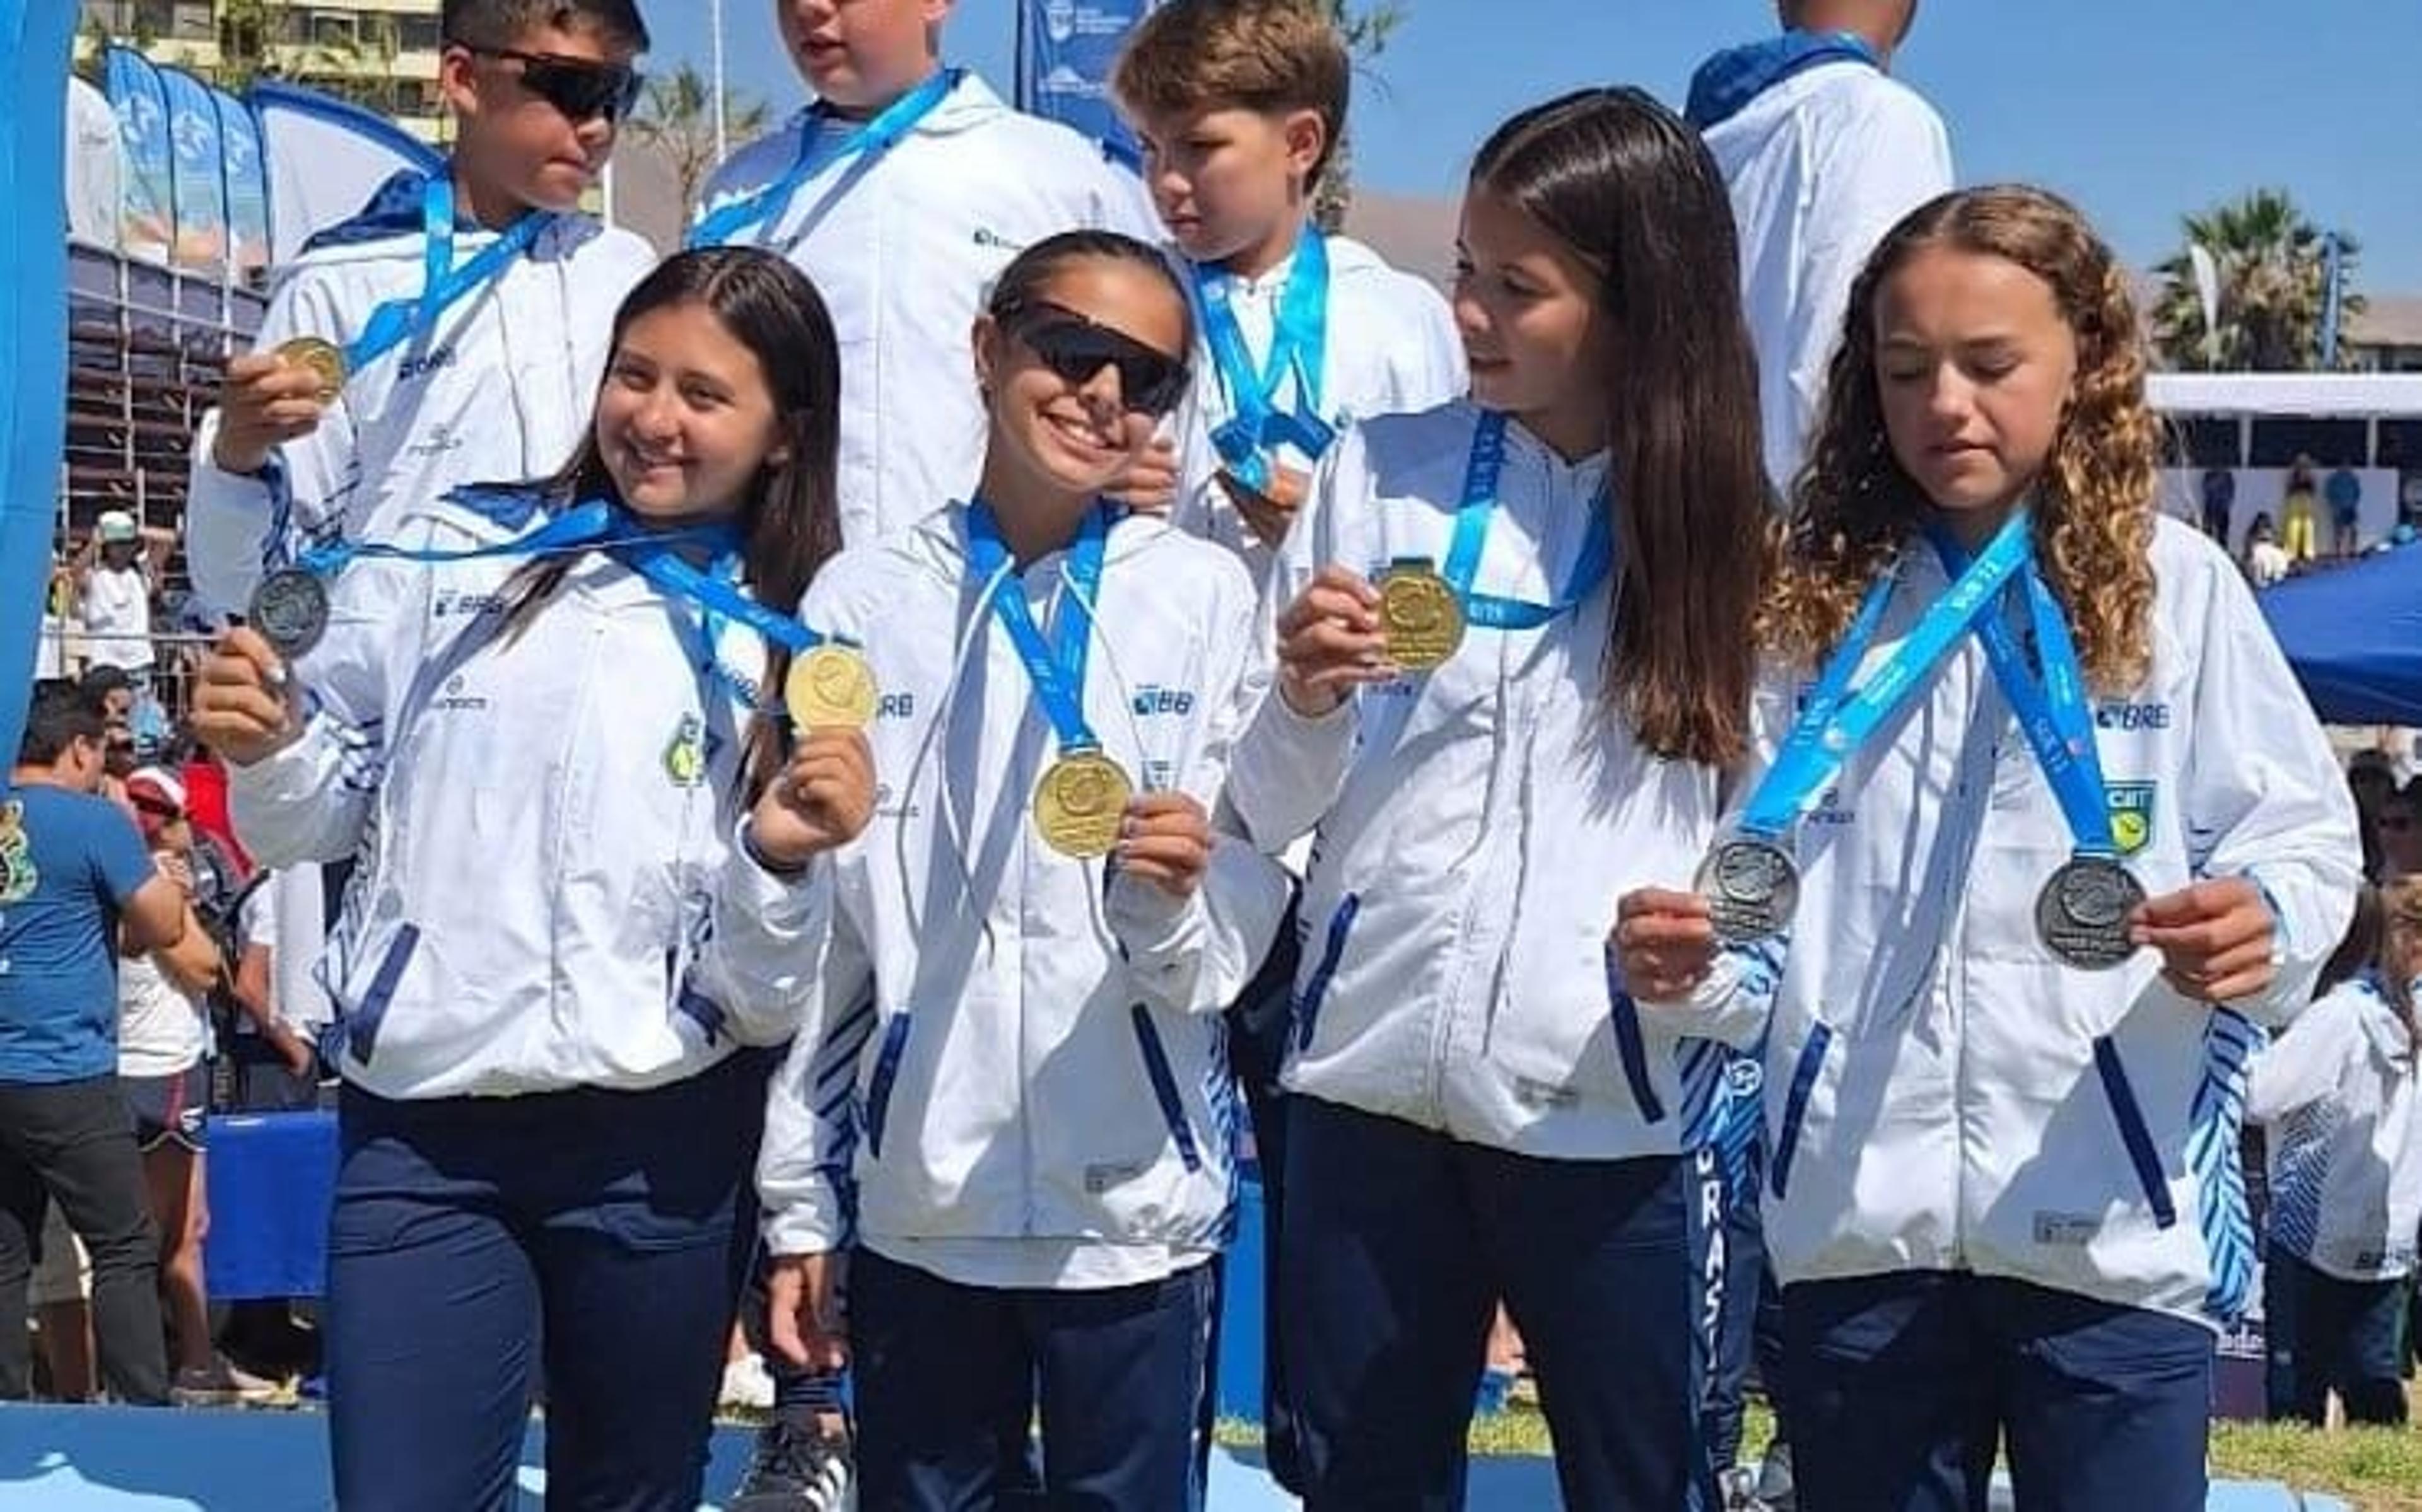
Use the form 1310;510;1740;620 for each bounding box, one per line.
730;1414;853;1512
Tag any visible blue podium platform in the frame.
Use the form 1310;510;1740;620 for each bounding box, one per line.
0;1406;2360;1511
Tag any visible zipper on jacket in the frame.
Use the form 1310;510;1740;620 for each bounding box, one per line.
865;1014;913;1161
1769;1022;1834;1200
1130;1006;1203;1173
2094;1036;2179;1228
1292;893;1360;1054
344;923;421;1064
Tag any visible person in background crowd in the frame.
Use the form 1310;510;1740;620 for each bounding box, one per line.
2244;511;2291;588
75;512;156;690
0;683;185;1406
2327;463;2363;560
1689;0;1951;489
38;558;74;683
2250;883;2422;1428
2378;787;2422;881
116;767;274;1405
2199;466;2237;545
2283;457;2320;564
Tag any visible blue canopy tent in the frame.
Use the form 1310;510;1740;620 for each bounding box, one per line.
2260;544;2422;724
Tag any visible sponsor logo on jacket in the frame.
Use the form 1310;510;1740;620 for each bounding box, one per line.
397;346;459;383
1130;685;1196;718
2107;781;2156;857
2095;701;2172;731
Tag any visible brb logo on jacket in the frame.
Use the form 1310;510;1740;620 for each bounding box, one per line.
1130;685;1196;719
397;347;459;383
2096;701;2171;732
2107;782;2156;856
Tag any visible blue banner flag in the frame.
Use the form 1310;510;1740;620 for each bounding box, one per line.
1014;0;1159;158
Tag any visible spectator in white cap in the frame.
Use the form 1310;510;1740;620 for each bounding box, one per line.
76;512;156;687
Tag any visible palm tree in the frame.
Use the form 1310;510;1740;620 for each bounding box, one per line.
1312;1;1407;232
627;62;771;218
2150;190;2365;371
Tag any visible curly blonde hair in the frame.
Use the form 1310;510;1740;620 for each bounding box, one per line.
1762;185;2160;694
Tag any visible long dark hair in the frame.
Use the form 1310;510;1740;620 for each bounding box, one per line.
1469;88;1770;765
499;246;845;806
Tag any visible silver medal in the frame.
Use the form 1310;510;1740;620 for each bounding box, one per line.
2035;855;2146;971
249;568;329;660
1695;836;1801;945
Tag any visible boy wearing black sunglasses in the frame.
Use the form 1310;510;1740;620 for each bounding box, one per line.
185;0;658;622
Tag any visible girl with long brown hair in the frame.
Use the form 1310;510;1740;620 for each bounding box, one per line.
1227;86;1773;1508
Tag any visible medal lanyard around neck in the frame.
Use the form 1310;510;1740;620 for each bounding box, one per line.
686;68;962;250
1437;410;1615;631
1735;510;2033;842
1926;525;2121;858
613;537;851;718
342;173;553;376
1198;231;1333;490
964;501;1109;756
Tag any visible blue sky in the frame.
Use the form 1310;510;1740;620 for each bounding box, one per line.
652;0;2422;290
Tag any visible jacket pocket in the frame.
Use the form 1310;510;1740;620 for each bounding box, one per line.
1769;1022;1833;1201
2092;1035;2179;1229
345;923;421;1064
1130;1006;1203;1173
1292;893;1360;1054
1604;944;1666;1125
865;1014;913;1162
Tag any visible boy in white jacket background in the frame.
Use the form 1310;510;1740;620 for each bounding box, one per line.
186;0;659;617
691;0;1161;549
2250;880;2422;1428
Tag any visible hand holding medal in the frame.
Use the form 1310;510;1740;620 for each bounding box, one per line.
783;644;879;731
1274;565;1395;717
748;729;877;871
190;627;305;768
1111;791;1214;899
1215;461;1310;548
2129;876;2279;1003
210;349;340;475
1610;888;1721;1003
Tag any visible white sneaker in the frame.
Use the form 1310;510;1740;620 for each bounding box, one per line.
720;1351;777;1412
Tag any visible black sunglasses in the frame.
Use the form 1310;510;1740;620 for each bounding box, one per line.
1002;301;1191;418
457;44;643;123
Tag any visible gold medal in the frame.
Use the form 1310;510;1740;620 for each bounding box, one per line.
274;337;348;404
1375;560;1465;672
1033;749;1132;859
783;644;879;730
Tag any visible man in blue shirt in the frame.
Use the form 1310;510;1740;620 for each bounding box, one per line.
2327;465;2365;559
0;682;187;1404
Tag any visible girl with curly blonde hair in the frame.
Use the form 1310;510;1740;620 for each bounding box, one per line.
1615;185;2362;1511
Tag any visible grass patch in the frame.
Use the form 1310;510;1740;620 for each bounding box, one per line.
1224;1399;2422;1509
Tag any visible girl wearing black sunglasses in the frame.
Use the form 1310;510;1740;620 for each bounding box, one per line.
753;230;1289;1508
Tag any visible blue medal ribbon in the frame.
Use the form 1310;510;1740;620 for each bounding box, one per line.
612;534;862;717
964;500;1109;753
290;496;627;580
340;173;554;378
1427;410;1615;632
1736;510;2034;840
1927;525;2121;856
686;69;962;250
1198;231;1335;492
